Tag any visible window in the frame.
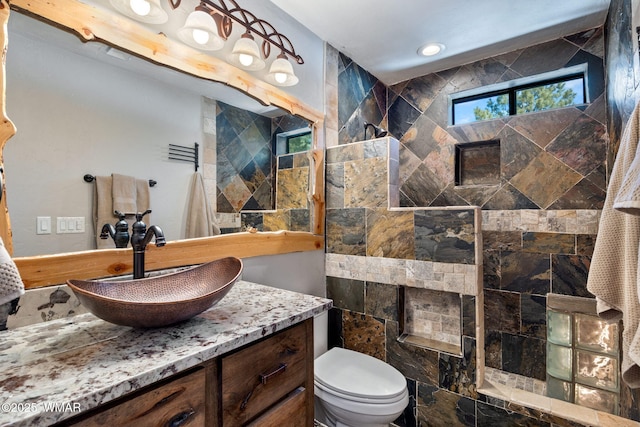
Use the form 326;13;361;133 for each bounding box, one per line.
451;66;587;125
275;128;312;155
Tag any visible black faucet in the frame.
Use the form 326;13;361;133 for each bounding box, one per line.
130;209;166;279
100;210;130;248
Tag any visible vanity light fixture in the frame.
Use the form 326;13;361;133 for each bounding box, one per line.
177;6;227;51
419;42;445;57
110;0;303;86
230;32;265;70
109;0;168;24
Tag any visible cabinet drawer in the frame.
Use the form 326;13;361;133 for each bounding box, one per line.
69;368;206;427
222;323;307;425
246;387;306;427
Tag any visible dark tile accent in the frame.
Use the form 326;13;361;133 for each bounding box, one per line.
216;152;238;190
253;146;273;177
484;290;520;334
501;251;550;295
0;299;19;331
511;152;582;209
482;184;539;210
327;307;344;349
477;401;551;427
326;276;365;312
498;125;542;181
386;321;439;385
521;294;547;339
449;119;505;144
546;114;607;176
484;330;502;370
400;163;444;207
326;208;366;255
278;154;293;169
501;333;546;381
547;177;606;210
430;184;472;207
366;208;415;259
452;184;501;207
462;295;476;338
289;209;310;232
241;213;263;231
483;231;522;252
365;282;398;321
507;108;581;149
239;160;267;194
510;39;579;76
326;163;345;209
439;338;477;398
216;190;234;213
522;232;575;254
252;179;273;210
417;384;476;427
343;311;385;360
482;250;501;290
394;378;417;427
222;138;253;176
551;254;593;298
576;234;596;256
397;73;448;113
414;209;475;264
388;96;421;140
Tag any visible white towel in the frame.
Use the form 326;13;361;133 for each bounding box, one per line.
185;172;220;238
0;237;24;305
587;101;640;388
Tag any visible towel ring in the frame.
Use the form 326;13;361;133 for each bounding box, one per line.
83;174;157;187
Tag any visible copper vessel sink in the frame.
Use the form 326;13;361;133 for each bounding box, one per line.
67;257;243;328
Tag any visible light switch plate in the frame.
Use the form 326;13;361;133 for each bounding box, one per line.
36;216;51;235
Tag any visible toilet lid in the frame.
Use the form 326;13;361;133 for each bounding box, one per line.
314;347;406;400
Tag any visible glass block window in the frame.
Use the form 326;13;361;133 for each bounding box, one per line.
546;299;621;415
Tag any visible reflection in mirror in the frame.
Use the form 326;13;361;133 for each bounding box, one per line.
5;12;312;257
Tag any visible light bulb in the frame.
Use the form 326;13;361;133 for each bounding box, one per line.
274;72;288;84
129;0;151;16
192;28;210;45
238;53;254;67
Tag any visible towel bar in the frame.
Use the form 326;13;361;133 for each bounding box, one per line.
83;174;157;187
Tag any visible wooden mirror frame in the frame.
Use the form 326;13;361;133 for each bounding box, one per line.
0;0;325;288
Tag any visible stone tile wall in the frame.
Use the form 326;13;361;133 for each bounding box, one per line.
328;14;640;424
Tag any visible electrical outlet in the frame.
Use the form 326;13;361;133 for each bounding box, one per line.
56;217;85;234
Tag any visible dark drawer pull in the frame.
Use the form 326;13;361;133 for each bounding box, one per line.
259;363;287;385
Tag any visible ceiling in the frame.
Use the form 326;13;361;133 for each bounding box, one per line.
269;0;612;85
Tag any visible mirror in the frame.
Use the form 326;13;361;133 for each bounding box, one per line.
4;11;315;257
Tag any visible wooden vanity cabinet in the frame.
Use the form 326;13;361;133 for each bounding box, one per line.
60;319;314;427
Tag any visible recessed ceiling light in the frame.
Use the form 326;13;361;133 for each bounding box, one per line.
419;43;445;56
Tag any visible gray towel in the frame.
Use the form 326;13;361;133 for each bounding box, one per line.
0;237;24;305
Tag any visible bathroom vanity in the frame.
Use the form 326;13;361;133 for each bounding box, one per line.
0;281;331;426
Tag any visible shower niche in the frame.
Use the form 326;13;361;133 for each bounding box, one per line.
455;139;501;186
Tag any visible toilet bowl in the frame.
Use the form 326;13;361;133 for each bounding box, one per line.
314;347;409;427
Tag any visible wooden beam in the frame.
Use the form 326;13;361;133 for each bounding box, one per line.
15;231;324;289
0;1;16;255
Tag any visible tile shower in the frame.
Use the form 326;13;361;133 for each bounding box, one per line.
324;0;640;421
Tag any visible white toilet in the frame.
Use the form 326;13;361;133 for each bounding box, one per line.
314;347;409;427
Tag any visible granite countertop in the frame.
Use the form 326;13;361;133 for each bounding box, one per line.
0;281;332;427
